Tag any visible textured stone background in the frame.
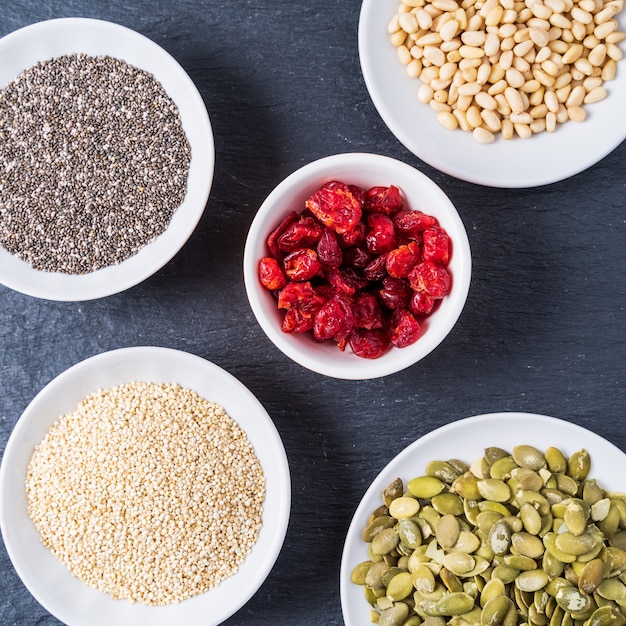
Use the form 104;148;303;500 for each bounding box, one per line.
1;1;625;624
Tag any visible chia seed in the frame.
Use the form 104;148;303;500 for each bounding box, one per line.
0;53;191;274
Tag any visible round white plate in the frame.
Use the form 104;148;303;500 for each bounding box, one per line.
0;18;215;300
359;0;626;187
340;412;626;625
0;347;290;626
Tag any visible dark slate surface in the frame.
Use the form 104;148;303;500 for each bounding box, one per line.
1;1;625;625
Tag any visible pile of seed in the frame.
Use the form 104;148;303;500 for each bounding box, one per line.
25;381;266;606
0;53;191;274
389;0;625;142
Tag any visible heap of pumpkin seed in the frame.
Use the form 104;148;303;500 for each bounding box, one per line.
351;445;626;626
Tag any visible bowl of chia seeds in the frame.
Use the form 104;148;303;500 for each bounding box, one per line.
0;18;215;301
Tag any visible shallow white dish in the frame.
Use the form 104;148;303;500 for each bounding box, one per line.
0;347;290;626
0;18;215;301
340;412;626;625
359;0;626;188
243;152;472;380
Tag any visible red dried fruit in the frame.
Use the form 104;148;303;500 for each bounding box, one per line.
408;261;451;299
258;257;287;291
343;246;373;269
349;328;390;359
379;276;412;310
365;184;403;215
409;291;435;316
337;221;366;248
305;183;362;234
392;209;438;235
277;216;323;252
283;248;322;281
313;296;354;343
422;226;450;265
363;253;388;282
365;213;396;255
389;308;421;348
277;281;325;313
267;210;297;259
317;228;342;268
326;266;369;295
385;241;421;278
282;308;315;334
353;292;384;330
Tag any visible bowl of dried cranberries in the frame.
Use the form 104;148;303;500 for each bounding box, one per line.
243;153;471;379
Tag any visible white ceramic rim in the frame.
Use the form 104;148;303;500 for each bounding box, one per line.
358;0;626;188
0;18;215;301
243;152;472;380
340;412;626;625
0;347;290;626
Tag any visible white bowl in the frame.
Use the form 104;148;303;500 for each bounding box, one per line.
340;412;626;625
0;18;215;301
0;347;290;626
243;152;471;380
359;0;626;188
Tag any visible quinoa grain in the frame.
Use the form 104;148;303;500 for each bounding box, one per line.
25;382;265;605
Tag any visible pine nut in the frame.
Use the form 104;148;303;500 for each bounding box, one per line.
583;85;607;102
473;126;496;142
567;104;587;120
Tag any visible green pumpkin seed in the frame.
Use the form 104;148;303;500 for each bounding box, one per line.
379;602;410;626
592;498;612;522
427;460;463;484
548;604;565;626
516;569;550;592
555;531;599;556
489;456;519;481
504;554;538;570
512;445;547;471
478;479;511;503
464;498;481;526
480;577;506;606
545;447;567;473
383;478;404;508
351;560;373;585
563;500;589;536
555;585;592;614
387;571;414;601
527;601;549;625
520;502;543;535
434;592;476;616
542;549;565;578
610;530;626;551
399;518;423;549
583;479;606;505
363;515;396;542
510;467;544;492
578;558;606;594
511;532;545;559
409;475;445;499
485;447;511;465
555;473;580;496
442;552;476;575
598;504;621;539
404;617;423;626
453;473;482;501
543;532;577;563
389;495;420;519
488;519;512;555
481;594;515;626
432;492;464;516
440;566;463;592
381;566;407;587
567;449;591;482
516;490;551;516
436;514;461;549
585;605;618;626
491;563;520;584
413;564;436;593
365;560;389;588
372;527;400;555
452;530;481;554
597;578;626;601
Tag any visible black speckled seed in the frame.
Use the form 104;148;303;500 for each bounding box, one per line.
0;53;191;274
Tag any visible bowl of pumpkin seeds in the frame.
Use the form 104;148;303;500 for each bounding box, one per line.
0;18;215;301
340;412;626;626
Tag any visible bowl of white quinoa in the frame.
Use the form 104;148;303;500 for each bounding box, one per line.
0;18;215;300
0;347;290;626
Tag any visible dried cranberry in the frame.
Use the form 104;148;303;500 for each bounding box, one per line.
313;296;354;343
408;261;451;299
379;276;412;310
392;209;438;236
326;266;369;295
365;213;396;255
363;253;388;282
337;221;365;248
353;292;385;330
305;184;362;234
349;328;390;359
282;308;315;334
317;228;342;268
343;246;373;269
258;257;287;291
277;216;323;252
385;241;421;278
266;211;297;259
422;226;450;265
389;308;421;348
365;185;403;216
277;281;325;313
283;248;322;281
409;291;435;316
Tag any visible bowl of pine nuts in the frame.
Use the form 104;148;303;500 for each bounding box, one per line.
0;18;215;301
359;0;626;187
0;347;291;626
